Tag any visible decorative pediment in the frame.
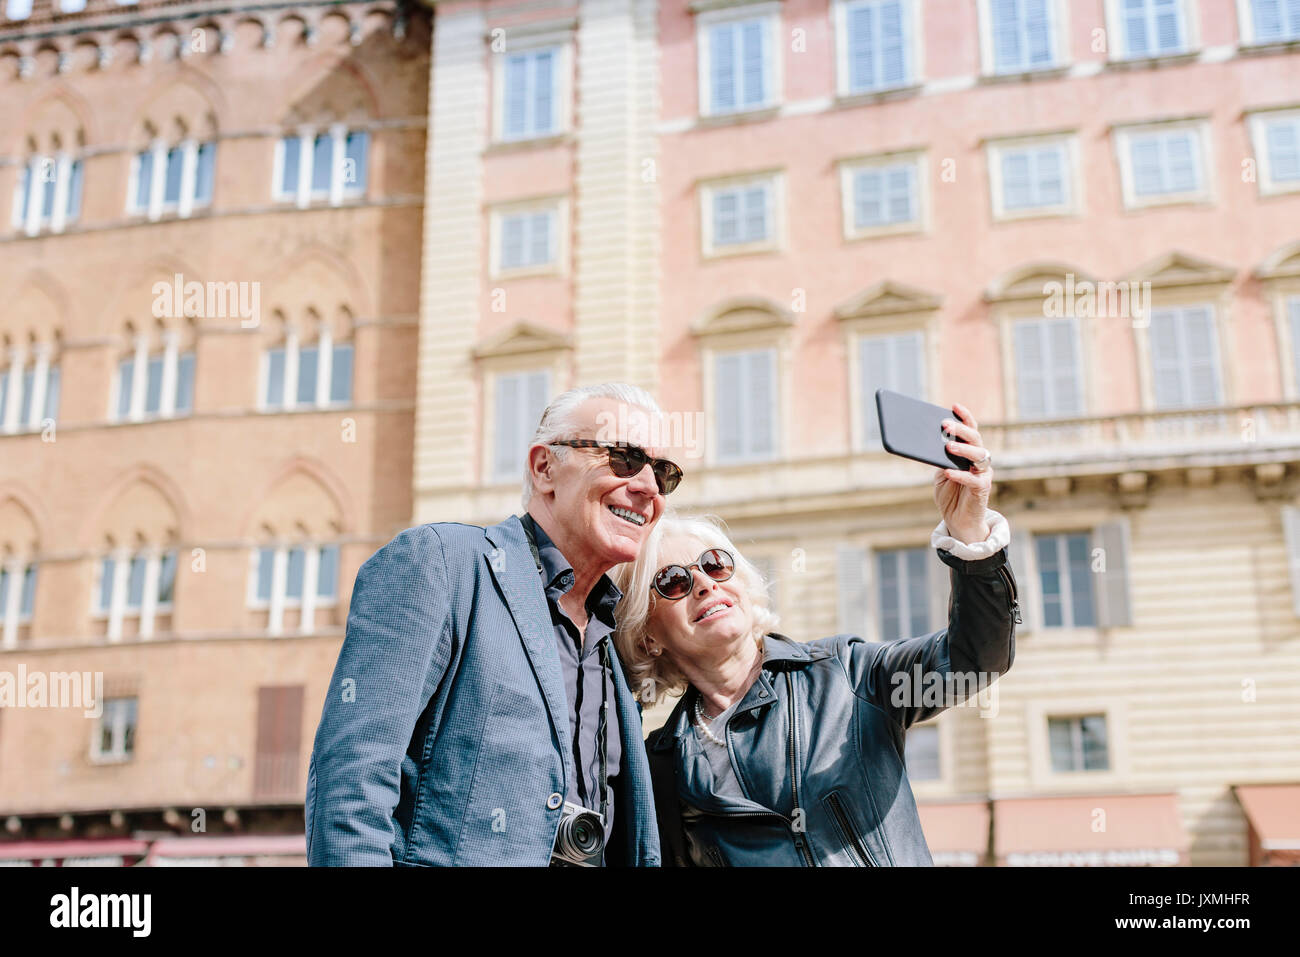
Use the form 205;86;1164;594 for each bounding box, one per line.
1257;240;1300;281
1127;251;1235;288
691;296;794;338
985;262;1095;303
834;280;941;320
472;320;572;359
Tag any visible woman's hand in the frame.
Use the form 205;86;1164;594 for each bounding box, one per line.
933;401;993;544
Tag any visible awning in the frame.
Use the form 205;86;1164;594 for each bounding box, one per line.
144;834;306;866
994;793;1189;866
1233;784;1300;866
0;839;150;866
918;801;990;866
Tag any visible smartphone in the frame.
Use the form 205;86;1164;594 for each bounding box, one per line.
875;389;971;471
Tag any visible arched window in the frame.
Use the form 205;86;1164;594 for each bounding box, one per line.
127;119;216;221
1;334;61;434
274;125;368;207
259;310;353;411
0;495;40;650
11;139;83;237
110;321;196;422
94;541;178;641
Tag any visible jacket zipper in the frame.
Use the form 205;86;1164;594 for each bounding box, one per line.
997;564;1022;624
825;792;876;867
785;671;817;867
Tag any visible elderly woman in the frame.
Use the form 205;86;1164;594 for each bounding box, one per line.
612;403;1019;866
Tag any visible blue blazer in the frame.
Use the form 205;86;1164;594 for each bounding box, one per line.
304;515;661;866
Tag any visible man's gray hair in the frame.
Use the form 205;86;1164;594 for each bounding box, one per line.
521;382;665;508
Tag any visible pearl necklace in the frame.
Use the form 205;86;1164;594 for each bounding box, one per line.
693;696;728;748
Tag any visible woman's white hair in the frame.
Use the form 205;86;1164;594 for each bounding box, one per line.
521;382;665;508
611;511;779;705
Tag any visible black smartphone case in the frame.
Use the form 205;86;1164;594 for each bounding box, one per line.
875;388;972;471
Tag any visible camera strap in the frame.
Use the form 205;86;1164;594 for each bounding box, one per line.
518;513;611;825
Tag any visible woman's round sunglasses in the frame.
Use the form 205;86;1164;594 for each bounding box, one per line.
652;548;735;601
550;440;684;495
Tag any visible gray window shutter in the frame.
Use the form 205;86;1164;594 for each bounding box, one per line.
747;349;777;458
1149;307;1184;408
1049;318;1082;415
714;352;745;461
1008;529;1039;634
836;543;874;640
861;336;892;445
1181;305;1221;406
525;370;551;440
493;373;522;480
1014;320;1048;419
1091;520;1134;628
1282;506;1300;617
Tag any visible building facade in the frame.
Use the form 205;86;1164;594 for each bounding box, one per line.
0;0;429;864
414;0;1300;866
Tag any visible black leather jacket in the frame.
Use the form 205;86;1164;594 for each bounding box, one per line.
646;545;1019;866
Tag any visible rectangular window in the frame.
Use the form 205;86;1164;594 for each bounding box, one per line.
1013;318;1083;418
1253;111;1300;195
316;544;339;601
162;147;184;207
20;564;36;618
712;181;772;247
18;368;34;425
706;17;771;114
1035;532;1096;627
296;345;319;406
714;348;777;463
1048;714;1109;772
1118;0;1187;57
842;0;911;94
1128;127;1202;199
904;724;941;780
998;142;1069;212
851;160;918;229
492;370;552;482
95;697;138;761
877;546;930;641
279;136;301;198
144;354;165;414
285;546;305;602
1250;0;1300;42
43;365;60;422
343;131;368;195
502;47;560;140
255;547;275;603
263;348;286;409
40;165;55;220
133;151;153;211
499;208;556;271
194;142;215;206
13;163;30;229
65;159;83;223
311;134;333;196
175;352;195;413
98;557;115;612
125;554;147;610
860;332;925;445
1148;305;1221;408
329;343;353;404
157;551;177;607
989;0;1058;73
116;357;134;419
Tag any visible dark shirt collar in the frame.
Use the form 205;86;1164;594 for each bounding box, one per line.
525;515;623;624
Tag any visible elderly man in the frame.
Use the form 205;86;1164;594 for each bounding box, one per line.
305;383;679;866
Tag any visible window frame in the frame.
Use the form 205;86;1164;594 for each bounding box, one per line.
708;344;782;466
696;2;783;118
838;149;928;239
90;696;138;765
1236;0;1300;46
488;197;568;279
699;169;786;259
1006;314;1088;420
491;34;572;144
986;133;1081;221
1113;119;1214;210
832;0;924;97
976;0;1071;77
1103;0;1198;60
1248;107;1300;197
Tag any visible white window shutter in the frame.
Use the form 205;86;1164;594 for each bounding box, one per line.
836;543;874;640
747;349;776;458
493;374;522;480
1282;505;1300;617
714;352;745;461
861;336;891;444
1049;318;1082;415
1014;321;1048;419
1091;520;1134;627
1181;305;1221;406
1149;307;1185;408
1008;529;1039;634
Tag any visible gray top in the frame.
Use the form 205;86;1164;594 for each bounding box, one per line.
691;694;746;799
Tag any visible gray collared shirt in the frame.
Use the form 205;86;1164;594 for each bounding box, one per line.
527;517;623;860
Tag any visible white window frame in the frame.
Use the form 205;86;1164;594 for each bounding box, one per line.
874;544;933;641
1026;698;1130;791
90;697;137;765
839;150;927;239
697;3;783;118
258;324;353;412
1236;0;1300;46
1103;0;1197;60
1113;119;1213;209
1006;315;1087;419
1;342;59;434
109;331;193;423
272;126;367;208
1248;108;1300;197
491;35;572;143
1032;530;1098;628
93;548;174;641
987;133;1080;220
12;152;81;236
832;0;924;97
484;366;554;485
976;0;1070;76
853;328;929;450
249;543;341;636
707;345;782;465
700;170;785;258
127;139;213;221
1141;302;1225;409
0;559;36;650
488;197;568;279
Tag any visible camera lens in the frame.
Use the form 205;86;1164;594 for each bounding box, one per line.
555;808;605;861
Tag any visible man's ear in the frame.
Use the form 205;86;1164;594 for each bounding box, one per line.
527;444;555;495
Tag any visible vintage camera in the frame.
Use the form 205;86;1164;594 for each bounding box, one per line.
549;800;606;867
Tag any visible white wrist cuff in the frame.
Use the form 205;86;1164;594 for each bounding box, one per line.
931;508;1011;561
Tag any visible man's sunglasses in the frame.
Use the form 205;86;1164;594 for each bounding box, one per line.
550;440;684;495
652;549;735;601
